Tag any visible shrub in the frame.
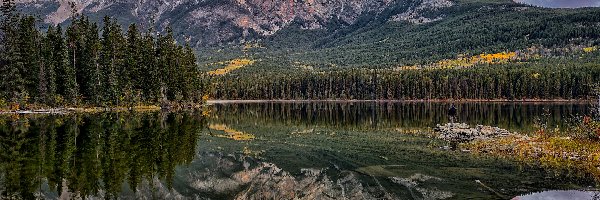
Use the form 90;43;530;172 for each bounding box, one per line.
0;98;6;110
566;115;600;141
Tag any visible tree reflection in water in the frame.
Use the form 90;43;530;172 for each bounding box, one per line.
209;102;590;132
0;112;206;199
0;102;596;199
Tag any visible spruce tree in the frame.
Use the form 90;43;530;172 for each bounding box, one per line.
39;26;58;104
124;23;140;103
140;29;160;103
78;17;102;105
0;0;25;103
62;24;80;104
100;16;125;106
17;16;40;101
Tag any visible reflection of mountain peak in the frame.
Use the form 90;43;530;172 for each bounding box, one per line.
173;152;404;199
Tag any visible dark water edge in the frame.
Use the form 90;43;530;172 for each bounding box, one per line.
209;101;592;132
0;102;597;199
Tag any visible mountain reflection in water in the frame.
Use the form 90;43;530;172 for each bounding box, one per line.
0;102;597;199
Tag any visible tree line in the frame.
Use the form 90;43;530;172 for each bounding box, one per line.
0;3;205;108
210;63;600;100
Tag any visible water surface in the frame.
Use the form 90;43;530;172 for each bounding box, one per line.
0;102;597;199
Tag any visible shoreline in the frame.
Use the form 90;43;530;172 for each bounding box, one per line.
207;99;594;104
1;99;594;114
0;105;164;115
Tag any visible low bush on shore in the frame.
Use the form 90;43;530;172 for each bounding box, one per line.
462;112;600;183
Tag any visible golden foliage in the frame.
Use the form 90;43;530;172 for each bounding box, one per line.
583;46;598;53
207;59;255;76
209;123;256;141
396;51;518;70
463;135;600;181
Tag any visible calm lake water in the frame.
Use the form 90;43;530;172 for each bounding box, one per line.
0;102;598;199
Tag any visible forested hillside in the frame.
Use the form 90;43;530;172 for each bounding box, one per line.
246;0;600;68
200;0;600;100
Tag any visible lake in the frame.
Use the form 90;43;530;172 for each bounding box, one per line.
0;102;598;199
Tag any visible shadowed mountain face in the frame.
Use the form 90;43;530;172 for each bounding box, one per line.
15;0;453;47
16;0;394;45
514;0;600;8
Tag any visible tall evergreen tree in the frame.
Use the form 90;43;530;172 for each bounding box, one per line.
39;26;57;104
100;16;125;105
156;27;178;101
17;16;40;100
62;23;80;104
0;0;25;102
124;23;140;103
140;29;160;103
76;17;103;104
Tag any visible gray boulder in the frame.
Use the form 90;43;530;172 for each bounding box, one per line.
434;123;512;142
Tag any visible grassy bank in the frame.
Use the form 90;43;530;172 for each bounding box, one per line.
461;131;600;184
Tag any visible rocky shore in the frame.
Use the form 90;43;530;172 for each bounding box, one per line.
433;123;514;142
433;123;600;182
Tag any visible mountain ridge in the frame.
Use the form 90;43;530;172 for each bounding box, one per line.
17;0;455;47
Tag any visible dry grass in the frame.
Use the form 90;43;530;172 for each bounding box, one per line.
462;134;600;181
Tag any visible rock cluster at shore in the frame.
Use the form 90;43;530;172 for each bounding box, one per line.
434;123;513;142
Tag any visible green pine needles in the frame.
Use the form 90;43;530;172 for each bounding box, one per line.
0;13;206;109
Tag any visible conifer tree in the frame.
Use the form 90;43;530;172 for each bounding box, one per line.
17;16;40;100
39;26;58;104
140;29;160;103
63;23;81;104
0;0;25;102
156;28;175;101
87;21;103;104
100;16;125;105
74;17;103;104
124;23;140;103
1;11;204;107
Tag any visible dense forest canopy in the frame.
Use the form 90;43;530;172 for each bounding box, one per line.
0;1;207;108
210;62;600;100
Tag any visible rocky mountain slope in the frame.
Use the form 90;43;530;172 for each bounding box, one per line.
17;0;453;47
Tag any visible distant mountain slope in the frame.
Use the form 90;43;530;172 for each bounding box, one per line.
254;0;600;68
17;0;414;46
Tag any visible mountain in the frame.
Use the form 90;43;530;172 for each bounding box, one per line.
16;0;455;46
16;0;389;44
15;0;600;67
